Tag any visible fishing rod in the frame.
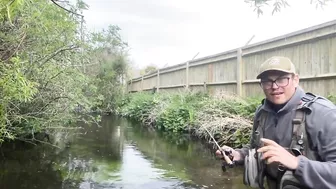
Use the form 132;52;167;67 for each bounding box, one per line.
204;128;234;171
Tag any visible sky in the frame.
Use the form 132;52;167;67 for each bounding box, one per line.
81;0;336;72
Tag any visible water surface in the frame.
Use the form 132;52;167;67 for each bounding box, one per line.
0;115;247;189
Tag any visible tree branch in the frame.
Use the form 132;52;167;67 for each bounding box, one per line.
3;32;26;62
50;0;84;18
38;45;78;66
41;70;65;91
22;96;71;117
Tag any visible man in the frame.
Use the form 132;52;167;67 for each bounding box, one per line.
216;56;336;189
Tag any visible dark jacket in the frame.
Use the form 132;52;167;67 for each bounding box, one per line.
238;86;336;189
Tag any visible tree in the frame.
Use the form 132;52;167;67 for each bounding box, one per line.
245;0;333;16
0;0;130;143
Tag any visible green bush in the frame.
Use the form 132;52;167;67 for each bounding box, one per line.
118;91;262;147
327;94;336;104
0;0;129;144
119;92;155;122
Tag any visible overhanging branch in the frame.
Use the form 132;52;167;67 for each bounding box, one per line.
37;45;79;65
50;0;84;18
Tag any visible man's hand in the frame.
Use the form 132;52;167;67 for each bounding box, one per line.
257;138;299;170
215;145;242;161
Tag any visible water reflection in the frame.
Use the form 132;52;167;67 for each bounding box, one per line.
0;142;63;189
0;115;248;189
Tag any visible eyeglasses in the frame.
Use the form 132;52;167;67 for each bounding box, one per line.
260;77;291;89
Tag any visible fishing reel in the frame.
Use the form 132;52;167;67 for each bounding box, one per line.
220;149;235;172
205;128;235;172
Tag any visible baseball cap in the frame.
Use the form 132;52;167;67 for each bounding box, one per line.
256;56;296;79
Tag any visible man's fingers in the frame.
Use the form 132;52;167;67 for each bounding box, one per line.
260;138;279;146
220;145;232;151
265;156;278;164
215;150;227;158
257;145;275;153
262;150;278;160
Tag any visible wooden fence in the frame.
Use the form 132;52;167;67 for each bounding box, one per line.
127;19;336;97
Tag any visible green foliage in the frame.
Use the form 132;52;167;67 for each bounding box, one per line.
157;104;191;133
0;0;129;143
0;57;38;102
245;0;332;16
119;92;208;133
119;92;156;122
0;0;24;23
327;94;336;104
118;92;260;147
89;25;128;52
217;96;262;120
0;0;87;142
91;55;128;112
84;24;129;113
0;57;39;140
155;92;207;133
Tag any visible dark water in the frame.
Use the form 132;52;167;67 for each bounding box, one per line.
0;116;248;189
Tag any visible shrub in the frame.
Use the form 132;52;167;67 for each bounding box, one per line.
118;91;263;147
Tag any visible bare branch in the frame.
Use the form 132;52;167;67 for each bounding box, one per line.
50;0;84;18
42;70;65;90
3;32;26;61
38;45;79;65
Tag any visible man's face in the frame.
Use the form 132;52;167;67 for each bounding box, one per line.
259;71;299;105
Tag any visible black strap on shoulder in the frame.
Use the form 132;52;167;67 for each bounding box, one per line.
253;110;267;147
276;108;307;187
301;92;316;102
293;92;323;161
275;93;321;187
291;96;318;160
291;109;306;156
301;92;323;109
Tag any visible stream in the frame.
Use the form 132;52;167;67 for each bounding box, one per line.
0;115;248;189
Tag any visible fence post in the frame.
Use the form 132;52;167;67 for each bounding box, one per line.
186;61;189;90
130;79;133;93
141;76;144;91
237;48;243;96
157;69;160;92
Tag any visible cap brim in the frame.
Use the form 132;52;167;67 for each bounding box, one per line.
256;69;293;79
